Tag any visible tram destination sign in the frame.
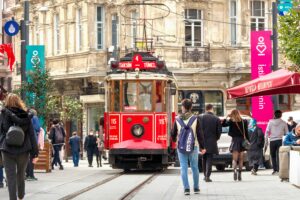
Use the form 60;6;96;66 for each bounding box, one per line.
119;54;157;70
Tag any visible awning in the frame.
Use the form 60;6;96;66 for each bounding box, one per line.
227;69;300;99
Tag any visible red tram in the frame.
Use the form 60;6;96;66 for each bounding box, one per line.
103;52;177;170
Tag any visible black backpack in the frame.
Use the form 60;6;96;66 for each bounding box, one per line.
54;126;64;144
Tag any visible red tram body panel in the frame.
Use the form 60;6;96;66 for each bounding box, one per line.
103;52;177;170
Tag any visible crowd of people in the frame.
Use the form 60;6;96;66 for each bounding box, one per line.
172;98;300;196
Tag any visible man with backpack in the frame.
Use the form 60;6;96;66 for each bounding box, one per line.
171;99;206;195
49;119;66;170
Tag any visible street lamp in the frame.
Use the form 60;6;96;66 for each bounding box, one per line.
20;0;29;100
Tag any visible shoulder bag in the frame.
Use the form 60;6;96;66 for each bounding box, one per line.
235;120;250;150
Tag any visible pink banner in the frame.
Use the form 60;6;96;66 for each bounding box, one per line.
251;31;273;133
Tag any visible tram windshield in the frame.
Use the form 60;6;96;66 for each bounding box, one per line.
109;80;166;112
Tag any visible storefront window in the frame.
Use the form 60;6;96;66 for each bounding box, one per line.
279;94;291;111
87;105;104;132
204;91;223;116
178;90;224;116
237;98;251;115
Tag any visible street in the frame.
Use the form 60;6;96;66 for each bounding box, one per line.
0;160;299;200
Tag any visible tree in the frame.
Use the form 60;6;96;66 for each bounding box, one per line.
16;65;54;127
278;6;300;71
60;96;83;122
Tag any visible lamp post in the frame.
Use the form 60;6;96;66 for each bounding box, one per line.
20;0;29;100
272;0;279;110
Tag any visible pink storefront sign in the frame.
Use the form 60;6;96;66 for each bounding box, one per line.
251;31;273;133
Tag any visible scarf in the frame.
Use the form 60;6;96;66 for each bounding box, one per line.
248;118;257;133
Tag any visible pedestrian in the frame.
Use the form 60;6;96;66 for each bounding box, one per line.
199;104;222;182
49;118;65;170
265;110;288;175
247;119;265;175
96;131;105;167
0;165;4;188
283;123;300;146
287;116;297;132
171;99;206;195
69;131;81;167
222;109;249;181
84;130;97;167
25;108;40;181
0;93;39;200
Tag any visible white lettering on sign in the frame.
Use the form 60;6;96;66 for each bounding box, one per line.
111;119;117;125
256;36;267;56
259;96;265;110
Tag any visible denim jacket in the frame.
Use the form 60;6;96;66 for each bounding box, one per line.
283;131;300;146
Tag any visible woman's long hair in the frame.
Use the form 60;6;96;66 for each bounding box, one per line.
229;109;242;122
4;93;27;111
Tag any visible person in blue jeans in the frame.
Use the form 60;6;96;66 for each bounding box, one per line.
69;132;81;167
171;99;206;195
0;166;4;188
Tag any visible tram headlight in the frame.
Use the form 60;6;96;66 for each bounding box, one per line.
131;124;144;138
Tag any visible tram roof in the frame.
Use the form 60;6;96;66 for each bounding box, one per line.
105;71;176;81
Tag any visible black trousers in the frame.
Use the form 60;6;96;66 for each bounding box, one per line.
270;139;282;172
2;152;29;200
26;156;35;178
52;145;63;167
96;151;102;167
202;153;213;178
87;149;94;166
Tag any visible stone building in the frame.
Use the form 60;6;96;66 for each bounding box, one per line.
9;0;295;136
0;0;14;92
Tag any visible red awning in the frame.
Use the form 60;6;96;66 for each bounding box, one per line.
227;69;300;99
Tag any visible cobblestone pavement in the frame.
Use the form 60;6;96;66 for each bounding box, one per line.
0;160;299;200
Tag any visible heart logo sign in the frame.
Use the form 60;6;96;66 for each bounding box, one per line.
256;45;266;55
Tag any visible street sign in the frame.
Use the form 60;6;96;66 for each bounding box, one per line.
278;2;293;12
4;20;20;36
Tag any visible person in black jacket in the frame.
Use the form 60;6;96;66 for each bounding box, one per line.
222;109;249;181
84;130;97;167
199;104;222;182
0;93;39;200
49;119;66;170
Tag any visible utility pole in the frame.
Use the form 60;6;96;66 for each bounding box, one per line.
20;0;29;100
272;0;279;110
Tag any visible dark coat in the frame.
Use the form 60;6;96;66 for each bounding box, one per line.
222;119;249;140
48;124;66;145
248;127;264;166
69;135;81;153
199;112;222;154
0;107;39;158
84;135;97;152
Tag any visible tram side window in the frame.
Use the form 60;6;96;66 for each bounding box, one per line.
156;81;163;112
123;82;137;111
138;82;152;111
113;81;120;111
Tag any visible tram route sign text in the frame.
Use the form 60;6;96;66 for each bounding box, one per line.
119;54;157;70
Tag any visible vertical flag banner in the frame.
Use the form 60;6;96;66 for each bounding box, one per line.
26;45;46;127
251;31;273;132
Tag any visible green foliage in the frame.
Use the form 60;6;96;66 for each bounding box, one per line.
61;96;83;121
278;5;300;71
17;66;54;126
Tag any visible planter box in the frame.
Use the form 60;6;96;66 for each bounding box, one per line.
289;150;300;187
34;141;52;173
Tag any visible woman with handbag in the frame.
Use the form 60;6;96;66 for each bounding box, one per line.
222;109;249;181
0;93;39;200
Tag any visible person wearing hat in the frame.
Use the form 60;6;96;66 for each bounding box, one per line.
247;119;265;175
284;123;300;146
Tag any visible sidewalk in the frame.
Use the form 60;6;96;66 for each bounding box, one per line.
0;159;119;200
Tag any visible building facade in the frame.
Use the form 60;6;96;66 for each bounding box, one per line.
9;0;298;136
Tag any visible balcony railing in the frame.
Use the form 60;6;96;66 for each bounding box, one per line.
182;46;210;62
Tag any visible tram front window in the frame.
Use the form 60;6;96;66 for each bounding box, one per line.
123;81;153;111
138;82;152;111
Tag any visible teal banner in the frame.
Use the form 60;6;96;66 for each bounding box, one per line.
26;45;45;72
25;45;46;127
